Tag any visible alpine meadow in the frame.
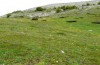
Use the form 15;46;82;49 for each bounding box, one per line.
0;0;100;65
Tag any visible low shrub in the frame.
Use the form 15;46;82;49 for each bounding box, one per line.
56;8;62;13
61;6;66;11
14;15;25;18
6;13;11;18
86;3;90;6
98;2;100;5
67;20;77;23
42;20;47;21
36;7;45;11
66;6;77;10
57;32;66;35
31;16;38;20
79;17;84;19
59;16;65;18
92;21;100;24
56;5;78;13
12;10;23;13
74;18;79;19
93;4;95;6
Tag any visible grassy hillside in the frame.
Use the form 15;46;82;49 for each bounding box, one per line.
0;3;100;65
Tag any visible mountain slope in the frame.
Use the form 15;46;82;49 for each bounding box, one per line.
0;0;100;65
0;5;100;65
3;0;100;18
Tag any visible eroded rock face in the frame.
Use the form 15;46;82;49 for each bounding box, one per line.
2;0;99;19
28;11;56;18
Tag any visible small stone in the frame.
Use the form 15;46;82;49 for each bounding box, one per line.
61;50;65;54
88;30;93;32
56;61;58;63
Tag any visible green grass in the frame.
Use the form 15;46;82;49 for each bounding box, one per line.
0;7;100;65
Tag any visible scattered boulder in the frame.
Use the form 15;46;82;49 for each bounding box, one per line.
67;20;77;23
92;21;100;24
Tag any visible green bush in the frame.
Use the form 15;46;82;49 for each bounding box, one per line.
6;13;11;18
82;5;85;9
93;4;95;6
56;8;62;13
12;10;23;13
71;6;78;9
66;6;77;10
98;2;100;5
61;6;66;11
86;3;90;6
53;7;57;9
31;16;38;20
36;7;45;11
56;5;77;13
13;15;25;18
61;5;77;11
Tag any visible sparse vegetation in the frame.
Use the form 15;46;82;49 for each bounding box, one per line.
82;3;91;9
14;15;25;18
82;5;85;9
56;5;77;13
65;6;77;10
61;5;78;11
12;10;23;13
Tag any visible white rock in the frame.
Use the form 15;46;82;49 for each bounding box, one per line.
88;30;93;32
61;50;65;54
56;61;58;63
